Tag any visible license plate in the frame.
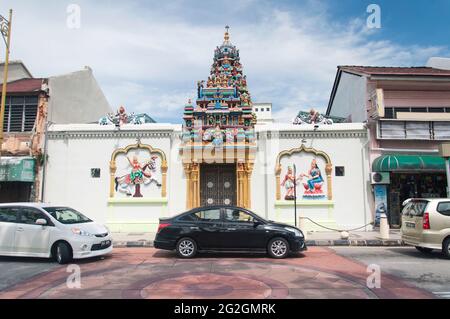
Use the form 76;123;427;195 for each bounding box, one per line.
101;240;111;246
405;222;416;229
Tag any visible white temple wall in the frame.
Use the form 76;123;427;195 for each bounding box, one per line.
45;122;371;234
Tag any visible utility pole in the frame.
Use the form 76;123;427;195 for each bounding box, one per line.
293;164;297;227
439;143;450;198
0;9;12;161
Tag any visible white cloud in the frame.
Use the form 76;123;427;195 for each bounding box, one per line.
7;0;449;123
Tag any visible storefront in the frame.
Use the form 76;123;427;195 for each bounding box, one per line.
0;156;35;203
372;154;447;227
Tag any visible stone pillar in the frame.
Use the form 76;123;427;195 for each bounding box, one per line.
244;162;254;209
191;163;200;208
275;164;282;201
109;161;117;198
161;161;168;198
325;163;333;200
379;213;390;239
185;163;201;209
184;164;191;209
237;162;246;207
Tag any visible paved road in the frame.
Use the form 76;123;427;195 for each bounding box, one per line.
0;256;60;291
332;246;450;299
0;247;435;299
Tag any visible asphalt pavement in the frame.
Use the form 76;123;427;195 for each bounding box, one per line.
332;246;450;299
0;256;60;291
0;247;439;299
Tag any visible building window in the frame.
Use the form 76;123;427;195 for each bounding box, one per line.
91;168;101;178
429;107;445;113
335;166;345;176
386;106;450;119
384;108;394;119
255;108;258;112
2;96;38;133
378;120;450;140
266;108;270;112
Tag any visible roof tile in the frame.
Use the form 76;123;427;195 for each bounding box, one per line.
3;78;43;94
339;66;450;76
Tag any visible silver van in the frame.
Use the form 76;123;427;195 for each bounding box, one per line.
401;198;450;258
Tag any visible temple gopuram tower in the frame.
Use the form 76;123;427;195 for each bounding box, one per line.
181;26;257;210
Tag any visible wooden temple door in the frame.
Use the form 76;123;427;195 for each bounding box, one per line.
200;164;237;207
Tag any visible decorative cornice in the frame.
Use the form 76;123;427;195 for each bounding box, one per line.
267;131;367;139
48;131;174;140
48;129;366;140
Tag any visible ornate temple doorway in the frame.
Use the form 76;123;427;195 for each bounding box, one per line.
200;164;237;207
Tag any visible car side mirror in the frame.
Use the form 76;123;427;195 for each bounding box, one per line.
253;220;262;227
35;219;47;226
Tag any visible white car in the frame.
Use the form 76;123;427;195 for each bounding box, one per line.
0;203;113;264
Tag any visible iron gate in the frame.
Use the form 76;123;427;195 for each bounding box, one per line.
200;164;237;207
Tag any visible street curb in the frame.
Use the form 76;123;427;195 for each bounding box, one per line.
304;239;405;247
112;239;405;248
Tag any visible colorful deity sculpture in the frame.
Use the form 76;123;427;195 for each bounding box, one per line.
114;155;161;198
240;92;250;105
281;166;298;200
212;125;224;147
293;108;334;125
182;26;256;146
299;159;325;198
99;106;154;126
225;128;236;143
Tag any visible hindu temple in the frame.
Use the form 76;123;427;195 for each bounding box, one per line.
42;27;372;234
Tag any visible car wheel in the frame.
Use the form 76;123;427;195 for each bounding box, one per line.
415;246;433;254
268;237;290;259
55;242;72;264
176;238;197;258
443;238;450;259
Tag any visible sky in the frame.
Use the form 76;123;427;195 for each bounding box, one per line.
4;0;450;123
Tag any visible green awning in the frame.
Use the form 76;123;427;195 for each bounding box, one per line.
0;157;35;182
372;155;446;172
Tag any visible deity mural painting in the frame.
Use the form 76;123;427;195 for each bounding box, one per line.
280;157;327;200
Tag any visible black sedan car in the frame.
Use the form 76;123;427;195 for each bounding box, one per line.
154;206;307;258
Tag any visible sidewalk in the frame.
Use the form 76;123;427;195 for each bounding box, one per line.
303;229;403;247
111;230;404;248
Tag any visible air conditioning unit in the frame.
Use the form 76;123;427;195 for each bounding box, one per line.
371;172;390;185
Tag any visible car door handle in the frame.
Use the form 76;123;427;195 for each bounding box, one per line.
16;227;24;232
190;226;200;230
227;228;237;231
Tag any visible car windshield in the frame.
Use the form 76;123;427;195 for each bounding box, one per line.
44;207;92;224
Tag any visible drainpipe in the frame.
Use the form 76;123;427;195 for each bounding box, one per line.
445;158;450;198
263;130;269;219
361;129;371;231
40;121;53;202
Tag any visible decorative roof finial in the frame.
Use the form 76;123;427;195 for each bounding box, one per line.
224;25;230;43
